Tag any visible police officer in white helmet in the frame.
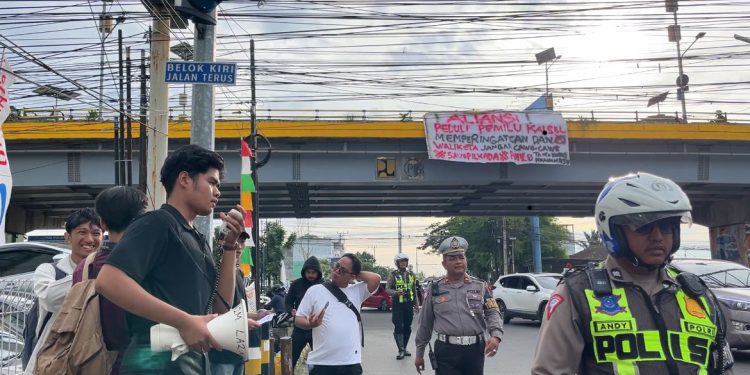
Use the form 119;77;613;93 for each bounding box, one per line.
532;172;734;374
386;252;422;359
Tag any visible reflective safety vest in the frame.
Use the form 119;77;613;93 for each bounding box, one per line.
583;270;716;375
394;272;415;303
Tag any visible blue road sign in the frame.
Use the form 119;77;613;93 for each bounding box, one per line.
165;61;237;85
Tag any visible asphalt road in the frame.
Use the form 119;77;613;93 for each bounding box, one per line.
358;308;750;374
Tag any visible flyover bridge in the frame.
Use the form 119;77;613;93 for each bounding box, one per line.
4;118;750;244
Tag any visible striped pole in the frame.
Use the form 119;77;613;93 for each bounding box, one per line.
260;323;271;374
239;138;255;277
245;327;262;375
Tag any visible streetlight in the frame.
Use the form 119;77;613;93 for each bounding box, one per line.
534;48;561;110
667;0;705;123
673;31;705;123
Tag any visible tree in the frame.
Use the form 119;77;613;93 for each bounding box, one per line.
354;251;391;280
86;109;99;121
577;230;601;250
261;222;297;285
420;217;569;280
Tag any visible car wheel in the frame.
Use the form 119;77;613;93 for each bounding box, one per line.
537;302;548;322
379;300;389;311
497;299;510;324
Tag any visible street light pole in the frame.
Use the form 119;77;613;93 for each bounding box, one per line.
673;12;687;123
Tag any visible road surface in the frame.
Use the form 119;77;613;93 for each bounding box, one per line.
357;308;750;374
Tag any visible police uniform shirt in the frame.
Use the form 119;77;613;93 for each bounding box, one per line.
414;276;503;358
530;256;734;375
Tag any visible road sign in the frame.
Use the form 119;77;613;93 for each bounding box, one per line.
165;61;236;85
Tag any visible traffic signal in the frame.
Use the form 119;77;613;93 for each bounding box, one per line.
175;0;222;25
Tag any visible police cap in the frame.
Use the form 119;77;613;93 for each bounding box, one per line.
438;236;468;255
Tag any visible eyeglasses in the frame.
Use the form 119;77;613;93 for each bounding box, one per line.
333;262;354;276
628;218;677;235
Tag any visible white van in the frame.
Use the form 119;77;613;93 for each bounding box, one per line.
24;229;67;244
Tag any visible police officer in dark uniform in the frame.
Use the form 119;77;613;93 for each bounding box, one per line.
414;236;503;375
532;172;734;375
386;253;421;360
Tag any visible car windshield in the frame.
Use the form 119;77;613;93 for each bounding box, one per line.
534;275;562;290
674;262;750;288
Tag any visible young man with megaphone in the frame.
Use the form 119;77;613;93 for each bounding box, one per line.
97;145;260;375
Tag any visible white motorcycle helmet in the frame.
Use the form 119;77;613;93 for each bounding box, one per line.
394;253;410;266
595;172;692;263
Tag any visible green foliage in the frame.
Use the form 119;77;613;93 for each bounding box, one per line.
261;221;297;284
420;216;569;280
7;106;20;121
353;251;391;279
86;109;99;121
319;258;331;280
578;230;601;249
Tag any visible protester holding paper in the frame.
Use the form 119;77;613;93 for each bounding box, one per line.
96;145;256;375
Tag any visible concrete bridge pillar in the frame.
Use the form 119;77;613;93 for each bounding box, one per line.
692;196;750;267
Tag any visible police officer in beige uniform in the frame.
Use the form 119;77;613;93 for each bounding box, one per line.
532;172;733;375
414;236;503;375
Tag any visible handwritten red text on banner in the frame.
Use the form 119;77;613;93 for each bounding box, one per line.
423;111;570;165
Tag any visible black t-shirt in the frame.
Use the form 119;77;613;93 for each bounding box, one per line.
106;204;217;336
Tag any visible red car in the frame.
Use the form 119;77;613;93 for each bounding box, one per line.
363;282;393;311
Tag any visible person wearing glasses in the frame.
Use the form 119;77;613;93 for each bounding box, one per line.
532;172;734;375
414;236;503;375
294;253;381;375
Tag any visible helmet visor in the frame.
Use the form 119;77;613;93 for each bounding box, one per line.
610;211;692;230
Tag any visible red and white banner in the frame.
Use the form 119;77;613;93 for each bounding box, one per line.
0;54;16;243
423;110;570;165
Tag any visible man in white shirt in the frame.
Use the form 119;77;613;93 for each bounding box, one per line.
294;253;380;375
24;208;102;374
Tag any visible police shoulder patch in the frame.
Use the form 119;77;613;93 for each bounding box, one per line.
484;298;499;311
546;293;565;319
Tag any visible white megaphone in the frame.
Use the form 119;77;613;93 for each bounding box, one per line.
150;301;249;361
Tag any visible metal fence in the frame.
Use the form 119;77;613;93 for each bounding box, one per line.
0;279;34;375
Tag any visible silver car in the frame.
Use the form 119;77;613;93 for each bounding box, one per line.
670;258;750;350
0;242;71;369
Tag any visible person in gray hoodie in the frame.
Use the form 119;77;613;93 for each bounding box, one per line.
285;256;323;369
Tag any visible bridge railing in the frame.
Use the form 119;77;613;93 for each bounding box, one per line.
4;107;743;124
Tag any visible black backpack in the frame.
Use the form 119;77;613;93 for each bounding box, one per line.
21;262;66;370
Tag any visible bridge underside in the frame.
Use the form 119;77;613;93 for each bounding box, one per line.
7;137;750;230
10;181;749;221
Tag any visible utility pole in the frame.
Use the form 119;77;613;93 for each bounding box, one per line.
98;1;108;120
191;11;217;240
139;48;148;194
118;29;125;185
126;47;133;186
667;0;703;123
531;216;542;273
397;216;402;254
502;217;508;275
146;10;169;210
671;6;687;123
249;39;261;308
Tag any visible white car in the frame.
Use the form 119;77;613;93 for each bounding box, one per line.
0;242;71;281
493;273;562;323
